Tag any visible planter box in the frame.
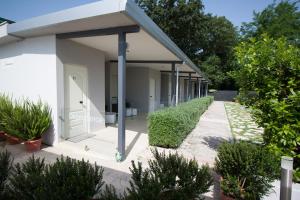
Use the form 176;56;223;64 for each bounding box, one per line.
105;112;116;124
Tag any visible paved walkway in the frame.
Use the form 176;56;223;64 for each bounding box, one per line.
178;101;232;166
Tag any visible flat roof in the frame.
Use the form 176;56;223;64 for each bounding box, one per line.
0;0;208;80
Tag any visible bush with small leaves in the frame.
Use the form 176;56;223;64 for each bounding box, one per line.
148;96;214;148
44;156;104;200
7;156;46;200
126;149;213;200
7;156;104;200
215;141;280;199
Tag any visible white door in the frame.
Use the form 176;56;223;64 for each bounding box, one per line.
149;78;156;112
64;64;88;139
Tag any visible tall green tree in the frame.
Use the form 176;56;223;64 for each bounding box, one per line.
234;35;300;181
136;0;207;61
240;1;300;45
135;0;238;89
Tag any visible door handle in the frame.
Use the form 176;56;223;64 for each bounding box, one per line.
79;101;83;104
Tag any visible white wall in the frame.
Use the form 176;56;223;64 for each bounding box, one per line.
0;35;58;145
56;39;106;138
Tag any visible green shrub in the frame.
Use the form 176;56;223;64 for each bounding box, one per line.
0;150;13;199
215;141;280;199
7;156;46;200
148;96;213;148
7;156;104;200
126;149;213;200
234;35;300;182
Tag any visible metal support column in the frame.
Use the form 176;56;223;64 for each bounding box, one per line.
188;73;192;100
171;63;176;106
117;32;127;161
175;66;179;106
206;82;208;96
198;79;201;98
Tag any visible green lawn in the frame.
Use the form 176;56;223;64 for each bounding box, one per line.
224;102;263;143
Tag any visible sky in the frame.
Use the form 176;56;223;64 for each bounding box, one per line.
0;0;275;27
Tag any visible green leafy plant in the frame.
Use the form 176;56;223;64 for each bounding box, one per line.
0;94;15;134
148;96;214;148
0;150;13;199
0;94;52;141
7;156;46;200
215;141;280;199
7;156;104;200
44;156;104;200
126;149;213;200
23;100;52;140
233;35;300;182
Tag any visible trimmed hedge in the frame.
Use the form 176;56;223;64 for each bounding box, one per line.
148;96;214;148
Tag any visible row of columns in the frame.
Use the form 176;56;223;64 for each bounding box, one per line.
117;33;208;160
169;66;209;106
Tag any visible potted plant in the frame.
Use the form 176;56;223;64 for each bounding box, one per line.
23;100;52;152
215;141;280;199
0;95;24;144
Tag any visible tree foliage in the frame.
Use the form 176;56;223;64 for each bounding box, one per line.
240;1;300;46
234;35;300;182
135;0;238;89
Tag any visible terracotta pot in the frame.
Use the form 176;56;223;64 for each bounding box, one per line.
0;131;6;141
6;134;22;145
24;138;42;152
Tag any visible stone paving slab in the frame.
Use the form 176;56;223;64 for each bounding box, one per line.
224;102;263;143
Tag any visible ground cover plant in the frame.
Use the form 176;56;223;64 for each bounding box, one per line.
148;96;213;148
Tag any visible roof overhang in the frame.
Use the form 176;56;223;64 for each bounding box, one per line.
0;0;208;80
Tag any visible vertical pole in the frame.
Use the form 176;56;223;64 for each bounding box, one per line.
175;66;179;106
280;156;293;200
117;32;126;161
200;81;204;97
171;63;176;106
198;79;201;98
205;82;208;96
188;73;192;100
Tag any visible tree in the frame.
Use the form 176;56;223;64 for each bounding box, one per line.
135;0;238;89
234;35;300;182
240;1;300;46
135;0;207;61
